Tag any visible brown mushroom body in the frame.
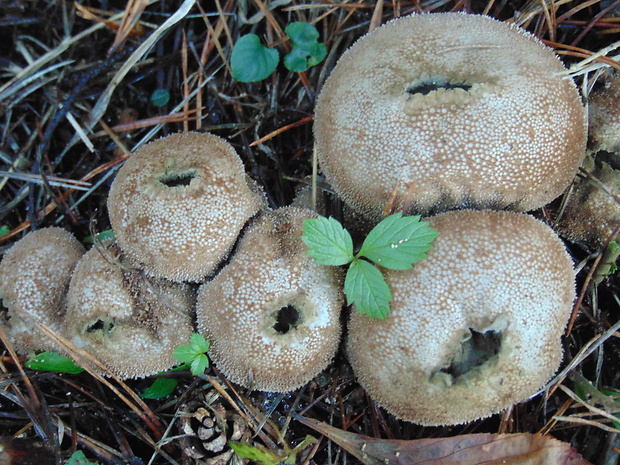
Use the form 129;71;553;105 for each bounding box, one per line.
589;72;620;153
197;207;343;392
347;210;575;425
0;228;84;352
63;244;195;379
557;154;620;248
108;132;266;282
315;13;586;220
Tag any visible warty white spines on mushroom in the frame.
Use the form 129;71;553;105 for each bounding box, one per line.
107;131;267;283
197;207;344;392
62;243;195;379
0;227;85;352
346;209;576;426
314;13;587;221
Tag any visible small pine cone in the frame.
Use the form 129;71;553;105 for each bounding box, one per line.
179;398;250;465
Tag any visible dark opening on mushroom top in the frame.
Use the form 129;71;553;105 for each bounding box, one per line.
62;243;195;379
314;12;587;220
108;132;266;283
346;209;576;426
197;207;344;392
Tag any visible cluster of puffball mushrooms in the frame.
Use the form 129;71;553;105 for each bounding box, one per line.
0;11;608;427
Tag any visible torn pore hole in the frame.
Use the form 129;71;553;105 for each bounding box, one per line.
272;305;301;334
441;327;502;379
158;169;197;188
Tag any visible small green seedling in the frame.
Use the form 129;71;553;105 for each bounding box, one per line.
83;229;115;245
283;22;327;73
25;351;84;374
231;22;326;82
0;225;9;238
66;450;100;465
302;212;438;319
150;88;171;107
230;435;317;465
172;333;210;376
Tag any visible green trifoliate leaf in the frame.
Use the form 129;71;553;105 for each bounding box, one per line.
231;34;279;83
190;354;209;376
344;259;392;319
302;216;354;266
25;351;84;374
172;345;195;364
140;378;178;399
358;212;438;270
189;332;210;354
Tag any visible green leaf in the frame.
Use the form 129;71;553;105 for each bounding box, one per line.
150;88;170;107
190;354;209;376
25;351;84;374
0;225;9;238
231;34;279;83
285;22;320;49
284;22;327;72
83;229;115;245
140;378;178;399
229;442;282;465
344;260;392;319
172;345;195;364
66;450;99;465
302;217;354;266
189;332;210;354
358;212;438;270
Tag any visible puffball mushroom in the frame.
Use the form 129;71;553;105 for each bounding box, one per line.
0;228;85;352
314;13;586;220
557;154;620;248
589;71;620;153
197;207;343;392
63;243;195;379
108;132;266;282
347;210;575;426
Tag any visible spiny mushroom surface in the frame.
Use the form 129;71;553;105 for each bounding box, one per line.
197;207;343;392
314;12;586;220
347;210;575;426
63;243;195;379
557;154;620;248
0;228;85;352
108;131;266;282
589;71;620;153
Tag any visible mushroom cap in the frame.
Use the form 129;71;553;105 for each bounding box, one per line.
63;244;195;379
589;71;620;153
108;132;266;282
315;13;586;220
197;207;343;392
346;210;575;425
0;228;85;352
557;154;620;247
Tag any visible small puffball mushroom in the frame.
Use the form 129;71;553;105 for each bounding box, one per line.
63;244;195;379
347;210;575;426
197;207;343;392
108;132;266;282
314;13;586;220
557;154;620;248
0;228;84;352
589;72;620;153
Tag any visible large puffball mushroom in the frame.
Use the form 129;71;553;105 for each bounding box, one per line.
557;154;620;248
0;228;85;352
347;210;576;426
589;71;620;153
197;207;343;392
314;13;587;220
63;244;195;379
108;132;266;282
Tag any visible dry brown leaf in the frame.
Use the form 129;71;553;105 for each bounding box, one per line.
294;414;592;465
